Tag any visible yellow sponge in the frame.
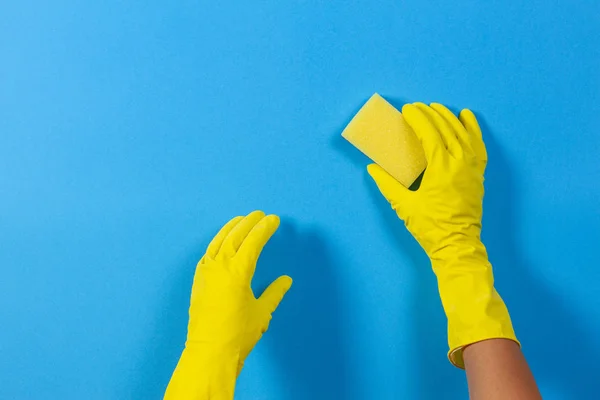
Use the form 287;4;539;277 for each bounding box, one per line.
342;93;427;188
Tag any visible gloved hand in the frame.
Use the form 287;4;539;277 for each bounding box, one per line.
164;211;292;400
368;102;518;368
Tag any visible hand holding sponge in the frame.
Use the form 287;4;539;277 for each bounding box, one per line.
343;96;518;368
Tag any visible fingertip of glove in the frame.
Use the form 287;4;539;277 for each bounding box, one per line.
368;165;389;184
459;108;475;120
274;275;293;296
401;103;415;114
429;102;448;113
281;275;293;289
264;214;281;225
246;210;266;220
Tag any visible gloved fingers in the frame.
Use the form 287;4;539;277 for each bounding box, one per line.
414;102;463;159
218;211;266;260
459;109;488;169
236;214;280;279
367;164;413;219
205;215;244;259
402;103;447;164
430;103;474;157
259;275;293;314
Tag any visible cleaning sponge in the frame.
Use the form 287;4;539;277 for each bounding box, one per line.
342;94;427;188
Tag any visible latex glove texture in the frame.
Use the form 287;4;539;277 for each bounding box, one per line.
164;211;292;400
368;103;517;368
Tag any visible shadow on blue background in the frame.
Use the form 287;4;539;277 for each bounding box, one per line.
480;116;600;399
254;221;360;399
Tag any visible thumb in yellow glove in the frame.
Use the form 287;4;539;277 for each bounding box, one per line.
368;102;518;368
164;211;292;400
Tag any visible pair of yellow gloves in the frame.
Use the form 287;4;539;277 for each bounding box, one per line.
164;103;518;399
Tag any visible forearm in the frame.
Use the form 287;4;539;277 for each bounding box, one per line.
464;339;541;400
164;345;238;400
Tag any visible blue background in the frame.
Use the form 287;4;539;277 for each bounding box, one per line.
1;1;599;399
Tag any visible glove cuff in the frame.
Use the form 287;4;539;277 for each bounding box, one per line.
432;246;518;369
445;294;519;368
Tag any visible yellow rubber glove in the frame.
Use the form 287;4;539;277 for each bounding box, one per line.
164;211;292;400
367;102;518;368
